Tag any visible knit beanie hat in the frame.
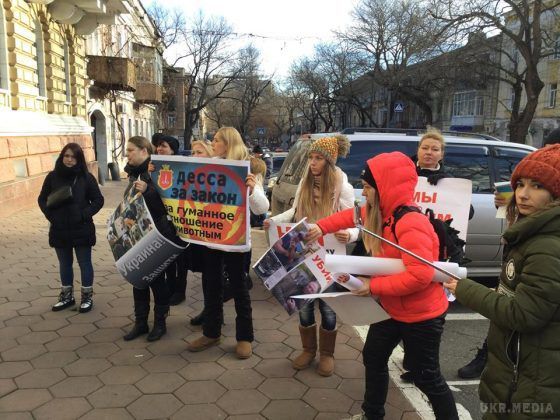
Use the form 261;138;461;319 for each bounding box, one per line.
511;144;560;198
309;134;350;165
360;163;377;190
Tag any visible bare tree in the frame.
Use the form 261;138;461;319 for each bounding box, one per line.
148;8;242;146
230;45;272;136
339;0;460;126
430;0;560;143
146;4;185;49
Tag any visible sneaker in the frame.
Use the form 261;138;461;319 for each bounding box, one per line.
236;341;252;359
458;346;487;379
187;335;221;352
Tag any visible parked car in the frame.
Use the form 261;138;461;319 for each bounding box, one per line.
266;152;288;197
270;129;536;277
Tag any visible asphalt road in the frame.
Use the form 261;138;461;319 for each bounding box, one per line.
440;277;497;420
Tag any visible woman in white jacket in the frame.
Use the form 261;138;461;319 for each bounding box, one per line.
264;135;358;376
187;127;268;359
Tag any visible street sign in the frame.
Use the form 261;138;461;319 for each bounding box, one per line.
394;101;405;113
256;127;266;136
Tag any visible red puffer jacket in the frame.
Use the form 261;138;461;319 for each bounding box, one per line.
317;152;448;323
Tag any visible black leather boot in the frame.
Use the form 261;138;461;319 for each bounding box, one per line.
190;308;206;326
147;305;169;341
458;340;488;379
124;301;149;341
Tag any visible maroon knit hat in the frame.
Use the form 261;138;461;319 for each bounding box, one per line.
511;144;560;198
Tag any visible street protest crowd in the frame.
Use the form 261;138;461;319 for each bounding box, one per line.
37;126;560;419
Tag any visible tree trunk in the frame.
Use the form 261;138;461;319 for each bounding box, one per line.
508;69;544;144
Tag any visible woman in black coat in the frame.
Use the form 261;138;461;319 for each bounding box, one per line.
122;136;181;342
38;143;104;313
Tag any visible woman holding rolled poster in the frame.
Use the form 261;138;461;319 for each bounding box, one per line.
187;127;269;359
444;145;560;419
122;136;183;342
149;133;189;306
264;135;358;377
306;151;458;419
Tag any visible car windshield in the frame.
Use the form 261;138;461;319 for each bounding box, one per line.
336;140;417;187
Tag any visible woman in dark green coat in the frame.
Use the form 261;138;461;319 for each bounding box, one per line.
444;144;560;419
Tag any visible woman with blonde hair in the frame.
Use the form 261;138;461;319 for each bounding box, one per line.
306;151;458;419
191;139;213;157
187;127;268;359
264;135;358;377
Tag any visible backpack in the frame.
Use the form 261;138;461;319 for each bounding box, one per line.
390;205;467;264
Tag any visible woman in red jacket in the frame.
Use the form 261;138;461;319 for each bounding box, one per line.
306;151;458;420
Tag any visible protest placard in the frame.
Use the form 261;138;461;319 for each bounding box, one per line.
107;187;187;289
151;155;250;251
267;221;346;255
253;219;339;314
413;177;472;240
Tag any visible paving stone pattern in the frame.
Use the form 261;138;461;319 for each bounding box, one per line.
0;181;420;419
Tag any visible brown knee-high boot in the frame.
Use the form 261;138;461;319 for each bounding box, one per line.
317;327;337;376
292;324;317;370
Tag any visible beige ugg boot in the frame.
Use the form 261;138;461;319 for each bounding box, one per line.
317;327;337;376
292;324;317;370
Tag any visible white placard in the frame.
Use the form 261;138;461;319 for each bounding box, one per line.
414;177;472;241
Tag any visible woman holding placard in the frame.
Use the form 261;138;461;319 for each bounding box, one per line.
306;151;458;419
187;127;268;359
122;136;183;342
263;135;357;377
444;145;560;418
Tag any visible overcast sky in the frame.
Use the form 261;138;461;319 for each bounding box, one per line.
144;0;358;82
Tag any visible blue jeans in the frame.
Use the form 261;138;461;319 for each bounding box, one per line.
299;299;337;331
55;246;93;288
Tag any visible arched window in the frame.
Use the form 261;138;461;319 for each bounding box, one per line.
34;19;47;97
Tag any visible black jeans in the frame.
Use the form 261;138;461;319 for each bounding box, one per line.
202;248;253;342
167;250;188;296
132;273;169;307
362;315;458;420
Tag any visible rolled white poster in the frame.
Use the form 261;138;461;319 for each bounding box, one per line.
332;273;363;291
325;255;467;283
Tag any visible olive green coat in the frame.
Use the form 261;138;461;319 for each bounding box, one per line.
456;206;560;420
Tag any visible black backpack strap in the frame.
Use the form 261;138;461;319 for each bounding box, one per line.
424;208;446;260
390;205;421;242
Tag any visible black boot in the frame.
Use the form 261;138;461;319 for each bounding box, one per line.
52;286;75;311
147;305;169;341
458;340;488;379
400;353;414;383
190;308;206;326
124;301;149;341
169;292;186;306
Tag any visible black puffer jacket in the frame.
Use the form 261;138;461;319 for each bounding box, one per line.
38;160;104;248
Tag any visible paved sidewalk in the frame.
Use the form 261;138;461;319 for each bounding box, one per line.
0;181;421;419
